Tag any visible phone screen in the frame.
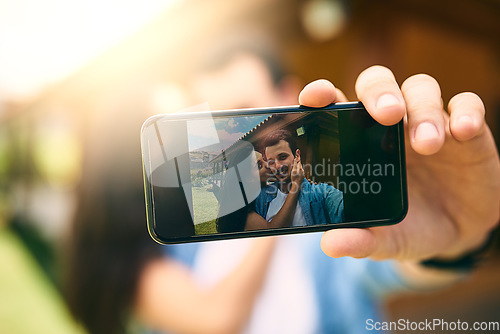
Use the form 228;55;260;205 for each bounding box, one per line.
141;103;407;244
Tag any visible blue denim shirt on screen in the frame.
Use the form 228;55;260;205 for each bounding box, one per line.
254;178;345;225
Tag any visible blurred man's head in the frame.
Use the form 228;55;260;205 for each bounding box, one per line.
262;129;300;184
190;34;300;109
191;34;301;186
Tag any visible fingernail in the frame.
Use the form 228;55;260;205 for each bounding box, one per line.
376;94;400;110
414;122;438;142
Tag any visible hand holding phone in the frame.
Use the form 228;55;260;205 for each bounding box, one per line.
306;69;499;264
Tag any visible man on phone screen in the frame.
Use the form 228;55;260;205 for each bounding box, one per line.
252;129;344;228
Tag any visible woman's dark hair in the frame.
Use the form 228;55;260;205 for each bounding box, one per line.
64;107;163;334
216;202;256;233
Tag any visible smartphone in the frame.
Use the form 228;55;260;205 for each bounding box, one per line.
141;102;407;244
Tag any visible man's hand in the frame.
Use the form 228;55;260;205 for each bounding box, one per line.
299;65;500;262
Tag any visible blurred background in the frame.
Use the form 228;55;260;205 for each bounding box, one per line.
0;0;499;333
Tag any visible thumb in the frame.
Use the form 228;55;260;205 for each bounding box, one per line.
321;229;377;259
320;227;407;260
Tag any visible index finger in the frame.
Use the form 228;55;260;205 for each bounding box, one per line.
355;66;406;126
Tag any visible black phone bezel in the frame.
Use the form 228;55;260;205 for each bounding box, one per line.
141;102;408;244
